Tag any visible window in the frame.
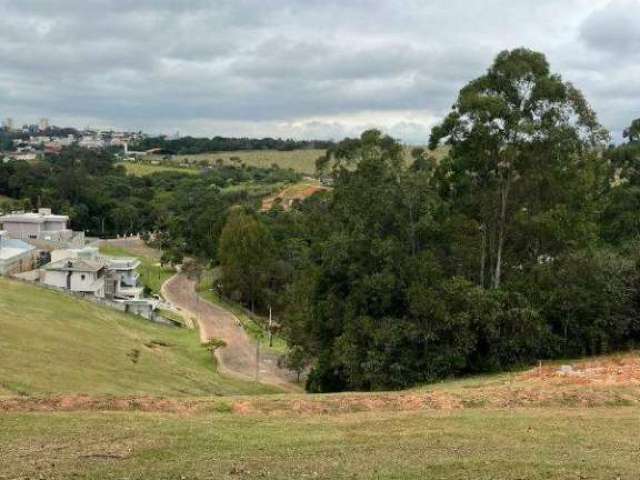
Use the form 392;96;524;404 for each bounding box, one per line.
81;274;86;281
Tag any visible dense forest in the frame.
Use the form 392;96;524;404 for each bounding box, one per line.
216;49;640;392
129;136;335;154
2;48;640;393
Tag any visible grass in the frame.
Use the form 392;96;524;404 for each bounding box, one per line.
150;149;326;175
118;162;199;176
98;244;174;295
198;269;289;355
125;146;449;178
0;277;276;397
1;407;639;479
156;308;188;326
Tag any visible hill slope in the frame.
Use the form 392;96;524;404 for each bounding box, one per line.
0;278;276;396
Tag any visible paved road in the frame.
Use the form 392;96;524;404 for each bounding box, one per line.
162;273;299;391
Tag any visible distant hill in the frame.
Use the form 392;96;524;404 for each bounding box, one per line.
0;278;276;397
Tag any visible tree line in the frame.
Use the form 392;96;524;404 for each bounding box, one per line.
130;136;335;154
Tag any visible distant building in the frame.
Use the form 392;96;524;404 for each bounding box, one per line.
0;208;84;247
2;118;13;131
0;230;37;276
39;118;49;131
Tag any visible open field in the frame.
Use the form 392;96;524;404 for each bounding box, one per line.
98;242;174;295
1;407;639;479
0;277;275;397
118;161;199;176
150;149;326;175
123;146;449;178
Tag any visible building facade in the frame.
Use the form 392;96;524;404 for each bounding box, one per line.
0;208;84;247
0;230;37;275
42;258;106;297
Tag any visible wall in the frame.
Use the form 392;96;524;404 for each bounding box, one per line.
69;271;102;292
2;222;41;237
42;270;68;289
0;250;35;276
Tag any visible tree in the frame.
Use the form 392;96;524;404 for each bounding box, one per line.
218;207;276;312
429;48;608;288
623;118;640;143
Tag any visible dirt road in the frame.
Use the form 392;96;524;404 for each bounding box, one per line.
162;274;298;391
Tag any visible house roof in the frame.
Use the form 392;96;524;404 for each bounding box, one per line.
44;258;105;272
0;237;35;261
0;212;68;224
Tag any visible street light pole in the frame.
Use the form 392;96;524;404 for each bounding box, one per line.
268;305;273;348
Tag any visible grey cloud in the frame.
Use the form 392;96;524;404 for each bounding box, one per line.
0;0;637;142
579;0;640;57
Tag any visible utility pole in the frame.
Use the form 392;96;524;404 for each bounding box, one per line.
255;339;260;382
268;305;273;348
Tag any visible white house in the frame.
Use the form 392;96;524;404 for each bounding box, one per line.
105;257;143;299
0;230;36;275
0;208;84;247
42;257;106;297
49;246;143;300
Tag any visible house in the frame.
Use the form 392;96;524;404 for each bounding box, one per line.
0;230;36;275
104;257;143;299
42;257;106;297
40;245;157;319
49;246;143;300
0;208;84;247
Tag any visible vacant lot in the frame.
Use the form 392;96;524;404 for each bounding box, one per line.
0;278;275;397
1;407;638;479
261;180;330;211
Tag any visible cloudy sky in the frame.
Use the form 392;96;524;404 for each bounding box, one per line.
1;0;638;143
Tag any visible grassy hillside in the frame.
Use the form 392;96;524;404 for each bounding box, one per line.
0;278;276;396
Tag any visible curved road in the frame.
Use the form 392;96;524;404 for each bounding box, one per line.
162;274;299;392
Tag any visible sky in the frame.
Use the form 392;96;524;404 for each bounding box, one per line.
1;0;638;143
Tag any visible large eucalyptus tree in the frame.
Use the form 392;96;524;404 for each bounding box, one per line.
429;48;608;288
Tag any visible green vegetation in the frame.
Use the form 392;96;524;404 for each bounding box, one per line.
213;49;640;393
98;244;174;295
0;278;275;396
118;161;199;176
130;135;334;155
1;407;639;479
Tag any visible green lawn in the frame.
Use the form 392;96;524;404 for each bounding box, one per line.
0;278;276;397
98;244;174;295
118;161;199;176
1;407;639;479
